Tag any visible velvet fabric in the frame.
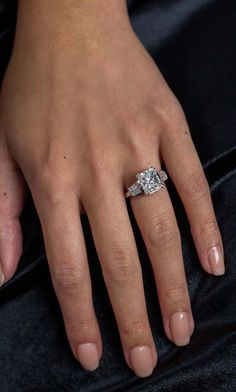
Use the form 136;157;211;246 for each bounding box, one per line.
0;0;236;391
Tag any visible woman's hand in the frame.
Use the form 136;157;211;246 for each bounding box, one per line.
0;0;225;378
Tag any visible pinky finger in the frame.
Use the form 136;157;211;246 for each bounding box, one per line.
160;121;225;276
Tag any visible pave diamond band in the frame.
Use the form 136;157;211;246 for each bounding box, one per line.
125;167;168;198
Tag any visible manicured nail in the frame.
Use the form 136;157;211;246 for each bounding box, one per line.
0;269;4;287
189;315;195;336
129;346;154;377
170;311;191;346
77;343;99;371
208;245;225;275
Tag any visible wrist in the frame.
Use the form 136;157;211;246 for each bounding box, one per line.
13;0;132;56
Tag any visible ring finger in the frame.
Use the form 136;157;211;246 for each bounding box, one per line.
127;162;195;346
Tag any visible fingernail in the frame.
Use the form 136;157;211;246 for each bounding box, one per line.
0;269;4;287
129;346;154;377
208;246;225;275
77;343;99;371
170;311;191;346
189;316;195;336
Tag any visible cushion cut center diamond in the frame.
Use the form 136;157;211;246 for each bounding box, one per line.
137;167;162;194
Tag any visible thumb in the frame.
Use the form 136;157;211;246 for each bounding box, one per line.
0;143;27;285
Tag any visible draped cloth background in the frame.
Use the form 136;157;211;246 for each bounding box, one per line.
0;0;236;391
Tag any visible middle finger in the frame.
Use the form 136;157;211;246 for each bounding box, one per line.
82;176;158;378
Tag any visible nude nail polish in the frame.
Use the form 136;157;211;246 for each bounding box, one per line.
129;346;154;377
170;311;191;346
77;343;99;371
208;245;225;276
189;315;195;335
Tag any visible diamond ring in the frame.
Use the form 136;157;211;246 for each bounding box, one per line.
125;166;168;198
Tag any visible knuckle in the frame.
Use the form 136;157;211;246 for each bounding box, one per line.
102;247;138;284
0;221;15;237
163;285;188;305
166;106;187;132
53;263;82;293
83;133;114;177
121;319;150;342
69;319;95;338
85;152;116;194
185;171;209;199
32;153;76;200
39;171;76;205
87;151;106;180
124;134;146;163
199;219;219;245
124;111;158;155
149;94;186;133
147;98;170;130
147;218;180;249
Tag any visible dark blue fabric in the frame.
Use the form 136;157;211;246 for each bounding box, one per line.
0;0;236;391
